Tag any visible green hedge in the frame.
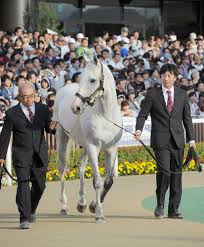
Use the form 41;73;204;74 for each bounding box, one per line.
49;143;204;169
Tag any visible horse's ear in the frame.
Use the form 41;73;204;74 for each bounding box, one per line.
93;54;98;65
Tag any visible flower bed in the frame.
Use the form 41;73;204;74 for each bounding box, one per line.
46;143;204;181
1;144;203;184
46;159;197;182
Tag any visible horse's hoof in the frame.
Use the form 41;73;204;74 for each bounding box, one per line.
77;203;87;213
89;201;96;214
60;209;68;215
95;216;106;224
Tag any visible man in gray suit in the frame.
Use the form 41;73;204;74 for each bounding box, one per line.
135;64;195;219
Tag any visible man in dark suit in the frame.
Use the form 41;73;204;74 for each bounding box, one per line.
135;64;195;219
0;83;56;229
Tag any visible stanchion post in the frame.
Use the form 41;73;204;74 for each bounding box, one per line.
6;135;12;186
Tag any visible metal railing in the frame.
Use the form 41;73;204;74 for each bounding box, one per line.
45;132;57;150
194;123;204;143
45;122;204;151
2;120;204;186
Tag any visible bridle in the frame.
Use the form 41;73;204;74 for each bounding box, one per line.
75;62;104;107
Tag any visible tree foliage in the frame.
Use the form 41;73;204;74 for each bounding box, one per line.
25;0;62;33
37;1;61;33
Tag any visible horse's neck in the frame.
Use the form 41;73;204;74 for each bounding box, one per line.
99;87;119;121
97;65;120;122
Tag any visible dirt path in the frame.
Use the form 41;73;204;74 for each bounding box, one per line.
0;172;204;247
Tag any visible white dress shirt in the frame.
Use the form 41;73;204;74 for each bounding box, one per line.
117;35;130;44
189;102;199;116
49;71;67;92
20;103;35;121
109;60;124;70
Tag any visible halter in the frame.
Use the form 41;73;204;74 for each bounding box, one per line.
75;62;104;107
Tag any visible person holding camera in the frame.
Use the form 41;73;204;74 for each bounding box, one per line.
0;83;57;229
0;96;8;122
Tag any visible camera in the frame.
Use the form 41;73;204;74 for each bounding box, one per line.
135;90;140;97
0;120;3;126
0;104;6;112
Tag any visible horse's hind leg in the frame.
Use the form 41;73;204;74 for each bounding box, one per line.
77;152;88;213
100;147;117;203
56;125;69;214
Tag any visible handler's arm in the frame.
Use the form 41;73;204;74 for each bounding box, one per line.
44;105;57;134
135;89;152;140
183;92;195;147
0;112;13;161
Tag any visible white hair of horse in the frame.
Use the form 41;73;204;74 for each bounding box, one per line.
53;57;123;223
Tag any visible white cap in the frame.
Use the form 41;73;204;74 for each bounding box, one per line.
121;27;129;33
190;32;197;39
64;36;70;43
169;35;177;41
68;38;76;44
46;28;58;35
25;45;35;51
76;33;84;39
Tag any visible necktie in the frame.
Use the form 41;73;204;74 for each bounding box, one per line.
27;107;34;123
167;90;173;113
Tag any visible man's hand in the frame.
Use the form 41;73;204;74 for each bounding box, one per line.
134;130;142;141
0;159;5;167
50;121;57;130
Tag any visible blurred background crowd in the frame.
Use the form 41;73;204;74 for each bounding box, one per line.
0;26;204;121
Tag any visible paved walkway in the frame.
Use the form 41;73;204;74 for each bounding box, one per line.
0;172;204;247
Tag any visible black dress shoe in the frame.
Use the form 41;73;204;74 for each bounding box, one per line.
154;205;164;218
19;221;30;229
168;212;183;219
29;214;36;223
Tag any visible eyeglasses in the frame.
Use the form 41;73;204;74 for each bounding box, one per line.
20;95;34;100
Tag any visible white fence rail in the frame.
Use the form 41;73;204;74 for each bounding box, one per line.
1;117;204;183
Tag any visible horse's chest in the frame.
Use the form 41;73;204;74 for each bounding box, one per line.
85;121;112;140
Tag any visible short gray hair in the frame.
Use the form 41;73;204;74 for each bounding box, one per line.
18;82;35;96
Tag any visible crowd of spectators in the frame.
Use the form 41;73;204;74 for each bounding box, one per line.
1;26;204;121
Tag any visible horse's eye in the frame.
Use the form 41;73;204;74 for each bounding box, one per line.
90;78;96;83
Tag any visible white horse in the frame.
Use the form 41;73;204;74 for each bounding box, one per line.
53;57;122;223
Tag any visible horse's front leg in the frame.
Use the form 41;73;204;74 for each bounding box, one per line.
100;147;117;203
87;145;105;223
77;152;88;213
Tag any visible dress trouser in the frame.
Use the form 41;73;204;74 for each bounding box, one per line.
154;137;184;214
14;152;46;223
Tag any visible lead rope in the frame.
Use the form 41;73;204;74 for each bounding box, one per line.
103;116;201;175
56;108;188;175
0;163;34;189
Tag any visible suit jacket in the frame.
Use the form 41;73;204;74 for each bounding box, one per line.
136;86;194;150
0;102;52;167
